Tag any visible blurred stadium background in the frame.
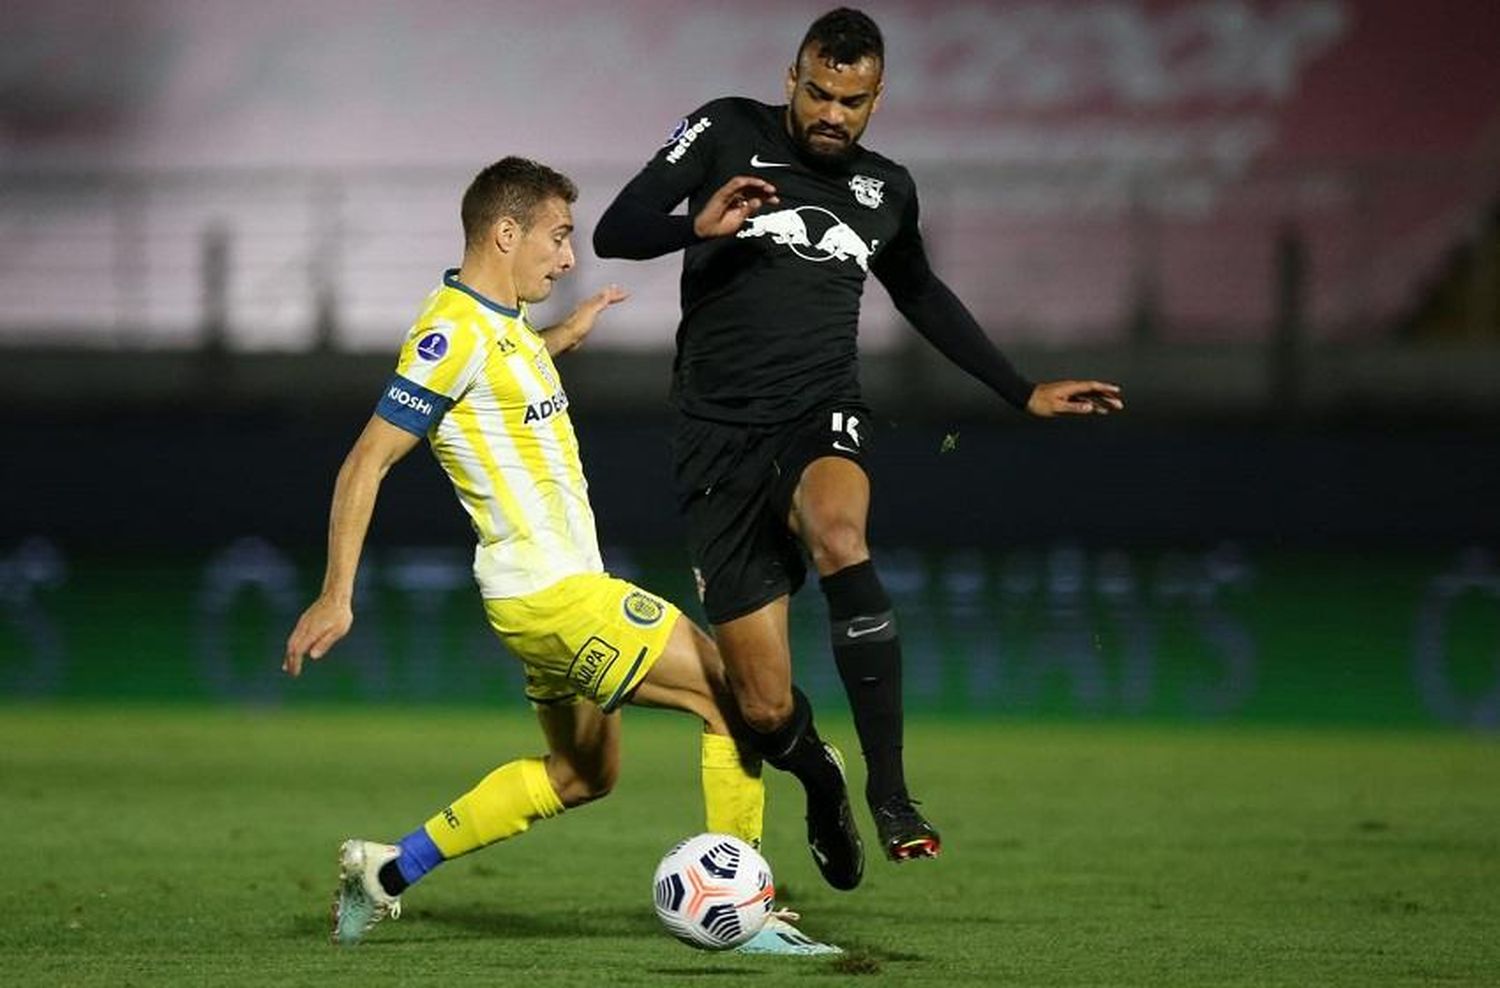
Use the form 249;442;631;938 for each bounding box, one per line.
3;0;1499;728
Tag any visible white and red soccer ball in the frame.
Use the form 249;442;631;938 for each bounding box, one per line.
652;833;775;950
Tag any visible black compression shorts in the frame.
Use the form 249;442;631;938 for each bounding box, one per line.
671;402;873;625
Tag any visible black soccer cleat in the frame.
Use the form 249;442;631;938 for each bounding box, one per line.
804;743;864;891
872;793;942;862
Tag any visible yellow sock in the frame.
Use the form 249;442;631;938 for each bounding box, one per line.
701;731;765;847
422;757;564;859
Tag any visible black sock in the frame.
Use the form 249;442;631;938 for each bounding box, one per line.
378;859;408;897
821;559;906;807
747;686;841;793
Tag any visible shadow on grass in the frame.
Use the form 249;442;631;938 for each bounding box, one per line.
825;950;884;975
410;902;659;941
282;901;658;944
285;913;332;939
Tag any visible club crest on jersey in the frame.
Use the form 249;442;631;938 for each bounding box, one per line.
736;206;878;271
533;353;558;389
622;590;666;627
849;174;884;209
416;331;449;361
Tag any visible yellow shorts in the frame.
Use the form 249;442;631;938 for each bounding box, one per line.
484;572;680;712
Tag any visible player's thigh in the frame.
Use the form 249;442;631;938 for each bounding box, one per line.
711;596;794;730
536;699;621;802
630;614;727;725
791;455;871;538
776;405;874;568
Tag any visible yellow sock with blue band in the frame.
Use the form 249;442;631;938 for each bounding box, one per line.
389;757;564;891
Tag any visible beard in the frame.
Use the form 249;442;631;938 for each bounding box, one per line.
789;112;859;165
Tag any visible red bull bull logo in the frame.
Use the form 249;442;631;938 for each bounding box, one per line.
735;206;878;271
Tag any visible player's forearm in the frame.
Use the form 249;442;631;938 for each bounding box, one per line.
538;323;580;356
592;191;701;259
539;313;599;356
897;278;1035;410
318;449;386;604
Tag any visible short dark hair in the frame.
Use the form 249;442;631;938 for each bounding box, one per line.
798;7;883;69
461;156;578;248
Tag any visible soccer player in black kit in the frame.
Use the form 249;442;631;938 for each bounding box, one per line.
595;8;1123;890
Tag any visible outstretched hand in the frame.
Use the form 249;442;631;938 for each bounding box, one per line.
693;176;780;238
283;596;353;677
547;284;629;354
1026;380;1125;417
569;284;629;340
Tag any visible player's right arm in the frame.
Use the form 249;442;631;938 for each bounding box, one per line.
593;99;778;259
284;318;485;676
283;416;420;677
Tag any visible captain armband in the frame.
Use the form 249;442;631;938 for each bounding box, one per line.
374;374;454;436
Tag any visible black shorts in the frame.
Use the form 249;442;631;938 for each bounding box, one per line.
671;403;873;625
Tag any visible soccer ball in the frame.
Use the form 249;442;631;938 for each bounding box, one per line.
652;833;775;950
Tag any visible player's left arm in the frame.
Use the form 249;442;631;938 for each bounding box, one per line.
873;190;1124;418
538;284;629;356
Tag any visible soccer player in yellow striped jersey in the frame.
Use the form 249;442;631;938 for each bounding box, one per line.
281;158;838;953
384;269;603;603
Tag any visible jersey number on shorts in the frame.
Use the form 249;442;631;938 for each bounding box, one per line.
831;411;862;454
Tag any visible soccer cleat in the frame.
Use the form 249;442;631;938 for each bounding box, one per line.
871;793;941;862
735;911;844;956
804;743;864;891
331;839;402;945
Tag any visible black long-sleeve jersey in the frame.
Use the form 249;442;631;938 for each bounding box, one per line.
595;96;1034;425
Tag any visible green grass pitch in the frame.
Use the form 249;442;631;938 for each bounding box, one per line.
1;706;1496;986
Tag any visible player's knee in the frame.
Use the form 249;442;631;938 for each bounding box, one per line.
736;690;793;735
549;758;618;808
806;519;868;571
559;774;615;808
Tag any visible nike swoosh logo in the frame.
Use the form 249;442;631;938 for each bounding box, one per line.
750;154;791;168
846;620;890;639
832;441;858;453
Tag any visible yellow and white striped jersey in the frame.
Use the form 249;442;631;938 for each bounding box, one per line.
375;269;602;598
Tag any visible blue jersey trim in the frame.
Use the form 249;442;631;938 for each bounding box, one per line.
443;268;521;318
375;374;453;436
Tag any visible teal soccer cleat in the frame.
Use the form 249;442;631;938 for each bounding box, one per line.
735;912;844;956
331;839;402;945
